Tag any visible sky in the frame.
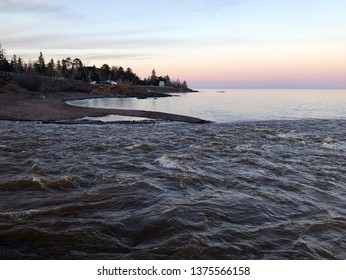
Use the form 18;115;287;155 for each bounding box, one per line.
1;0;346;88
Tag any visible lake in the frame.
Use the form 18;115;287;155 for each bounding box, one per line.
68;89;346;122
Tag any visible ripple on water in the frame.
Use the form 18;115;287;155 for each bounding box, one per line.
0;119;345;259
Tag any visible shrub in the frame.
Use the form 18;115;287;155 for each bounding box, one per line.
17;73;43;92
0;81;26;93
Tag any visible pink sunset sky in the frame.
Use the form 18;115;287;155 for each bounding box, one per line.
1;0;345;89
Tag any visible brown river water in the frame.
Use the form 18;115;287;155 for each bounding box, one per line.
0;118;345;259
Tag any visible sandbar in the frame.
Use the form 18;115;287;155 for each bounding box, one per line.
0;92;209;124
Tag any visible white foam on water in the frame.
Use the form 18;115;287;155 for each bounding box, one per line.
321;141;346;151
154;155;193;172
0;209;45;220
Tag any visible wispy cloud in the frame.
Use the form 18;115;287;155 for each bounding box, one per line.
4;29;185;50
0;0;64;13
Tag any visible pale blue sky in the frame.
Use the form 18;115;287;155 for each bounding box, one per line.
1;0;346;88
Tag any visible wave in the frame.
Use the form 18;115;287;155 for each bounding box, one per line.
154;155;195;172
0;176;83;191
1;119;346;259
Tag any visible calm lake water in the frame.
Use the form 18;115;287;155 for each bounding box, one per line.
68;89;346;122
1;89;345;259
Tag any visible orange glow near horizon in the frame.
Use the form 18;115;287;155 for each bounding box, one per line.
49;40;345;89
172;42;346;88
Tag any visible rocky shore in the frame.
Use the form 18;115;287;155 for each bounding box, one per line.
0;91;209;124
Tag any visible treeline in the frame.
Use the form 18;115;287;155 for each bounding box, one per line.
0;43;188;90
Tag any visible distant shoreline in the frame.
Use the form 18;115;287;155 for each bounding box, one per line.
0;91;208;124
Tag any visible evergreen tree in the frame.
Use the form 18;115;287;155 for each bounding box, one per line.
33;51;47;75
90;65;100;83
150;69;158;85
125;67;140;84
100;64;110;80
73;58;83;68
61;58;72;78
47;58;55;77
56;60;62;77
181;80;188;90
10;54;17;72
115;66;125;82
24;59;34;73
110;66;118;81
0;43;5;69
17;57;24;73
163;75;171;86
64;57;72;69
72;58;84;80
0;43;11;71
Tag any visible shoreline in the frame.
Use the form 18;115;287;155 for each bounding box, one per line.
0;91;210;124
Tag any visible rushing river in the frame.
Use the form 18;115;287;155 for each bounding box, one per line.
1;90;346;259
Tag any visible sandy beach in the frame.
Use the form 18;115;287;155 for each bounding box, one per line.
0;92;208;124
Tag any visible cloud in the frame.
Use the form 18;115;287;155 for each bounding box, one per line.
0;0;64;13
3;29;186;66
3;25;188;50
84;53;150;62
